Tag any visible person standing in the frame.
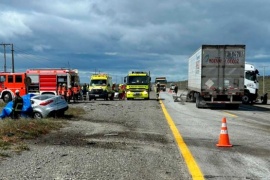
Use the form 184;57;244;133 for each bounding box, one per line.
61;83;67;101
12;90;24;119
118;84;123;100
174;84;178;95
67;85;73;103
57;83;62;95
82;83;88;101
72;82;80;102
156;82;161;100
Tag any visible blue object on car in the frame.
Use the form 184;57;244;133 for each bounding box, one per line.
0;94;35;119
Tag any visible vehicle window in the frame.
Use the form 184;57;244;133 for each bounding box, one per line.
90;80;107;85
15;75;23;83
245;71;256;81
33;95;52;100
128;76;148;84
8;75;13;83
0;75;6;82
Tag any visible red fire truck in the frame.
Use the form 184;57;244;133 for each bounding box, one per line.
0;68;80;103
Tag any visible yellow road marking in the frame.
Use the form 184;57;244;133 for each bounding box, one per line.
160;100;204;180
223;111;238;118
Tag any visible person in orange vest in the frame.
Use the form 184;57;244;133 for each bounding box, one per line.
61;83;67;101
121;84;126;100
118;84;122;100
67;85;73;103
72;82;80;102
57;83;62;95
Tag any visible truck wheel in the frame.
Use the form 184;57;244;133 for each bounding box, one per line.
196;96;202;108
3;93;12;103
110;94;114;100
242;95;250;104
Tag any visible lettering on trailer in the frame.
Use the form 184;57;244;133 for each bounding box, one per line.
195;60;200;74
205;56;240;64
204;50;244;64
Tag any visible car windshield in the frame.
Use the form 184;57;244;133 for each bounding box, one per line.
245;71;258;81
155;80;167;84
127;76;149;84
90;80;107;86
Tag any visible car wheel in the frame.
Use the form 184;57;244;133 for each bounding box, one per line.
33;112;43;119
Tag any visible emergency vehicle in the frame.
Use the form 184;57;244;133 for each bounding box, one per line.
155;77;167;91
88;73;114;100
124;71;151;100
0;68;80;103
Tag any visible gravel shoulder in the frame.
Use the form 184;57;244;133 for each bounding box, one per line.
0;92;191;180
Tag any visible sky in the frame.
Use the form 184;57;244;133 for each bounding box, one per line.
1;0;270;83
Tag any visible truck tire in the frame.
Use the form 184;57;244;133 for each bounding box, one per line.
195;95;202;108
242;95;250;104
3;93;12;103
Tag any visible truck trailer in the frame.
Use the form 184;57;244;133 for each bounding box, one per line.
186;45;245;108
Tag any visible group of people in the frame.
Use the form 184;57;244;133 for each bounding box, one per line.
57;82;83;103
58;82;126;102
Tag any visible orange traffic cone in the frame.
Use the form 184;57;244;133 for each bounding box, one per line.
216;117;232;147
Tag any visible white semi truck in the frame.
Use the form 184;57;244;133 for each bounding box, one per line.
243;63;259;104
187;45;245;108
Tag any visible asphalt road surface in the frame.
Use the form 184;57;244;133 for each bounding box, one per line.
161;90;270;180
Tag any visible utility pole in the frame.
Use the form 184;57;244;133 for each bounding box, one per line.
260;66;268;94
11;44;14;73
1;43;14;72
3;44;6;72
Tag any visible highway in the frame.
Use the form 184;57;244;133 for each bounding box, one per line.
160;90;270;179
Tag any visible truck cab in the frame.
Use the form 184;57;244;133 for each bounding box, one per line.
124;71;151;100
243;63;259;104
0;72;28;103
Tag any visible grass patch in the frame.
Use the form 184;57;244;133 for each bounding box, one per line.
0;106;86;157
65;106;86;117
0;105;86;157
0;119;64;156
0;102;5;108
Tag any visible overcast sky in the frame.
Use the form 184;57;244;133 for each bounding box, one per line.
1;0;270;83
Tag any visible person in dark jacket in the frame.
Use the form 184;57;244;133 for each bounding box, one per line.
156;82;161;100
12;90;23;119
82;83;88;101
174;84;178;95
